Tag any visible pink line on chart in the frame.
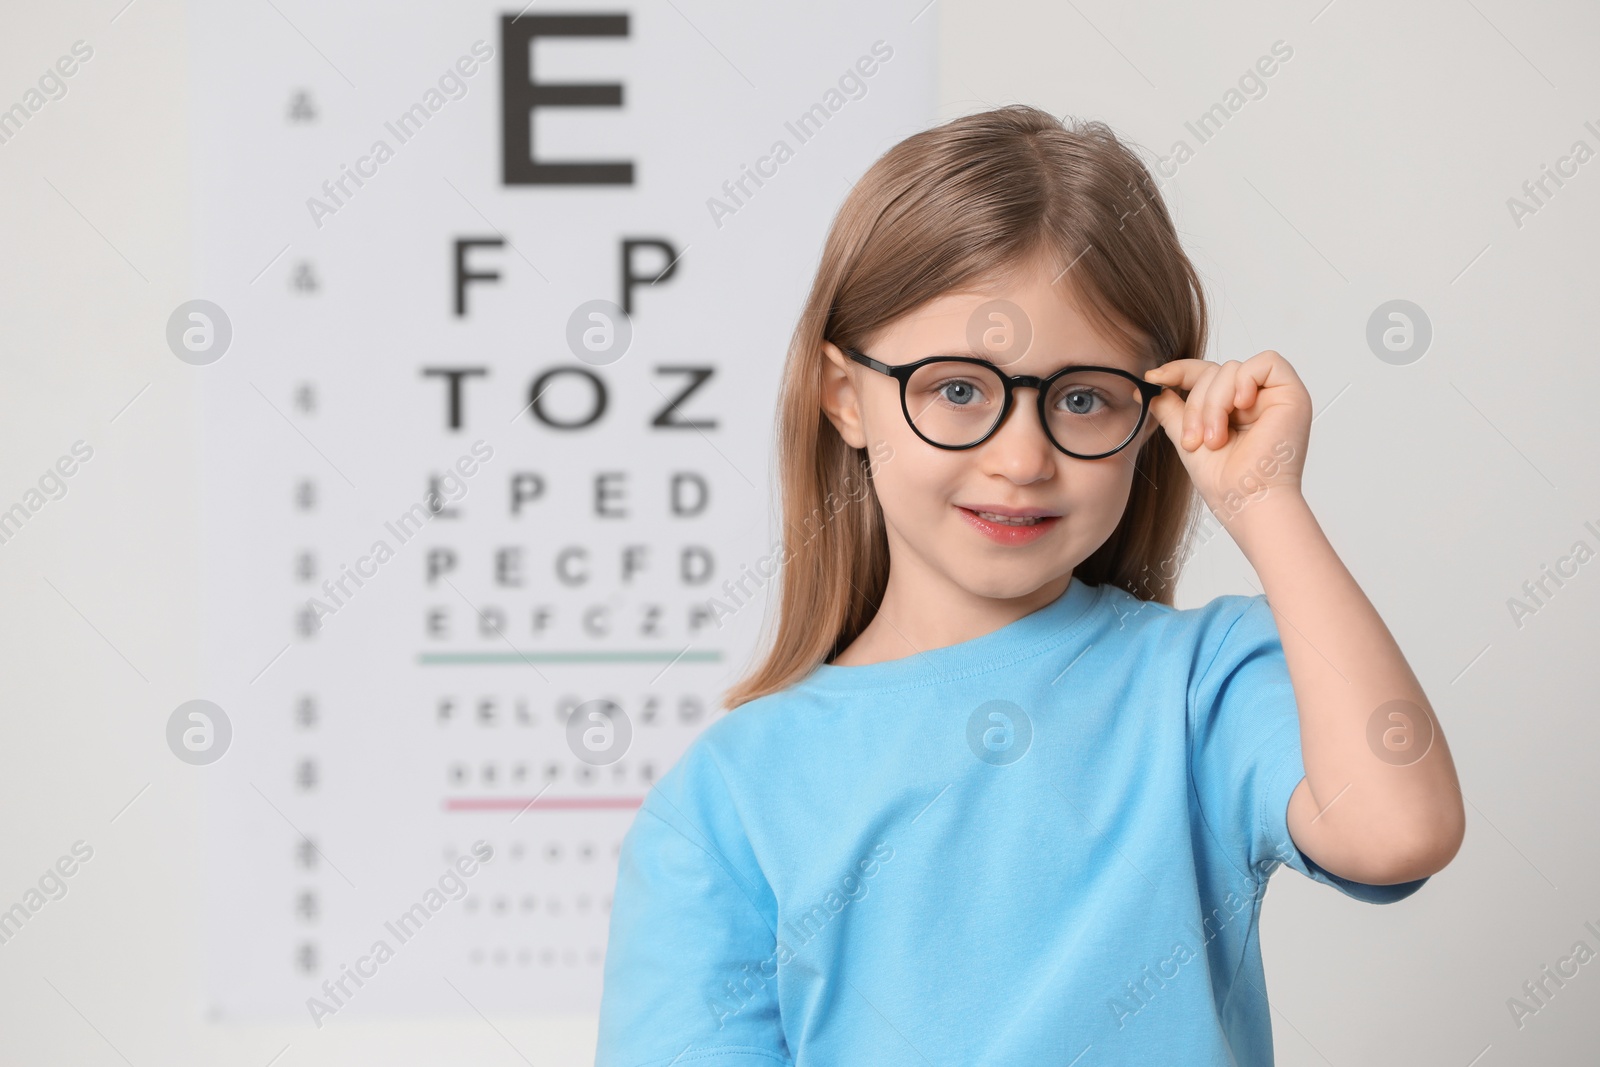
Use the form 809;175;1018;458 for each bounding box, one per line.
443;796;645;812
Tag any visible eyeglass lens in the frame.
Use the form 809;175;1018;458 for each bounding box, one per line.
903;362;1145;454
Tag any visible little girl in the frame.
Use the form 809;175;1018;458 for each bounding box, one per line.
594;105;1464;1066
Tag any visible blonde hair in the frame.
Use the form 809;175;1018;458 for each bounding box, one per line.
721;105;1207;710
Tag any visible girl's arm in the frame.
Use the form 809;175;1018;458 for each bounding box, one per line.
1146;352;1467;886
596;740;791;1066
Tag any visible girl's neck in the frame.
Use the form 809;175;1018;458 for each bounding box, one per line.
829;571;1074;667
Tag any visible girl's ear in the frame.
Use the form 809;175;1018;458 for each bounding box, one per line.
818;342;870;449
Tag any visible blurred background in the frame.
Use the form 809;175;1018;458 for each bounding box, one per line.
1;0;1597;1063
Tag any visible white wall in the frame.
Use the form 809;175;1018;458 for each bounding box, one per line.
2;0;1597;1064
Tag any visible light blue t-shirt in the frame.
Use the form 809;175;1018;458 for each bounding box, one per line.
595;576;1429;1066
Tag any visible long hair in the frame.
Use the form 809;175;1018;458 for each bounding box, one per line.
720;105;1208;710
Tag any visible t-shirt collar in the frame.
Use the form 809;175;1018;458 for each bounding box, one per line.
798;574;1104;693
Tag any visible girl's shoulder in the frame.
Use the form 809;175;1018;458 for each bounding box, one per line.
644;686;817;811
1093;582;1267;642
1090;585;1284;695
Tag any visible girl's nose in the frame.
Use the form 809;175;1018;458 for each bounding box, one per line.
982;388;1058;479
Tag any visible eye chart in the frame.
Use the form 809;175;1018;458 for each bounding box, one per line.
188;1;933;1023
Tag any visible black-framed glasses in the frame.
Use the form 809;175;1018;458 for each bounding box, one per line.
840;346;1167;460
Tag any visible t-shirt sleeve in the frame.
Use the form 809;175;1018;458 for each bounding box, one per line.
1188;594;1430;905
595;743;792;1067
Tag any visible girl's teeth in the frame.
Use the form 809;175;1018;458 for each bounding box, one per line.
975;511;1043;526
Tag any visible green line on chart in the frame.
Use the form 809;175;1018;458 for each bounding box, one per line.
417;650;723;665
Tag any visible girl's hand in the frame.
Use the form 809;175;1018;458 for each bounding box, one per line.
1142;352;1311;524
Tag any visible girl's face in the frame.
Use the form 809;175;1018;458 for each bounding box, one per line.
820;254;1159;610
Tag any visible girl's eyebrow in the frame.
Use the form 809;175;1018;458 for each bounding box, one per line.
928;348;1143;372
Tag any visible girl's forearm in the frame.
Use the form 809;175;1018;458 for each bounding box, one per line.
1229;490;1466;884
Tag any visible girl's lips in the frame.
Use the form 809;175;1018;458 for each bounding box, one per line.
957;506;1061;546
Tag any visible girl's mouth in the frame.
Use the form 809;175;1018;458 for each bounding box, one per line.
957;506;1061;545
972;510;1043;526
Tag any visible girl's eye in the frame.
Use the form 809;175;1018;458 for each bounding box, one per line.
1058;388;1107;416
935;379;987;406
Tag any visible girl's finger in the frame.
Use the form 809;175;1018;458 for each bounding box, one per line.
1143;359;1212;392
1201;361;1242;447
1234;351;1284;414
1234;363;1260;411
1180;363;1220;451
